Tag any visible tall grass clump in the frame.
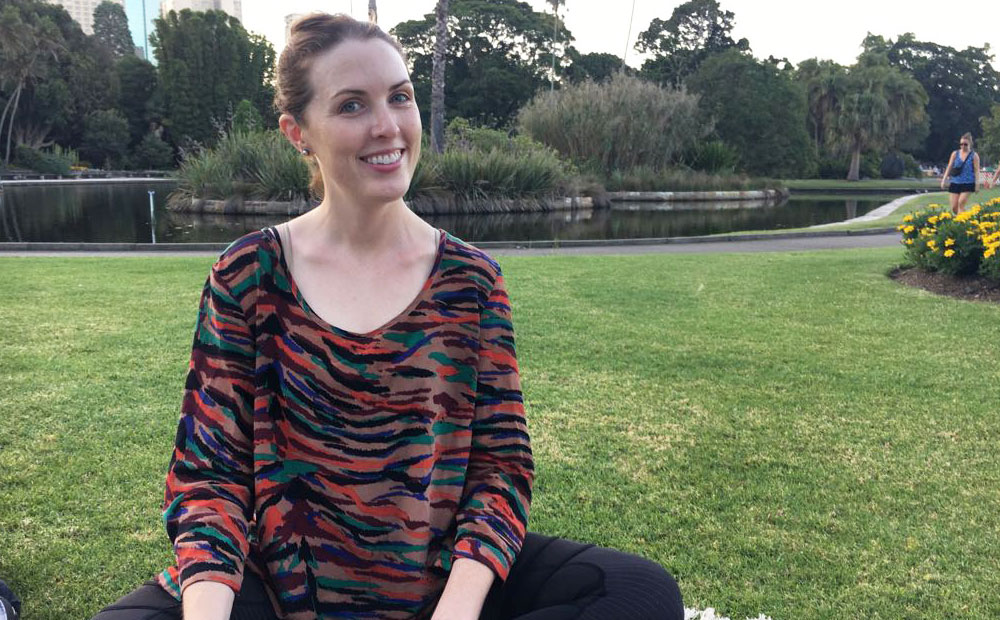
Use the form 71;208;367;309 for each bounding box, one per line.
407;118;570;204
518;73;710;173
173;130;310;203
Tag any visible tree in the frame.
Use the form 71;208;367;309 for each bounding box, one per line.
567;52;627;83
978;104;1000;166
796;58;847;153
430;0;449;153
116;55;159;145
393;0;573;128
863;33;1000;163
368;0;377;24
828;53;928;181
688;49;814;178
0;1;65;163
635;0;749;87
0;1;118;159
81;108;129;167
93;0;133;58
132;131;174;169
151;9;276;146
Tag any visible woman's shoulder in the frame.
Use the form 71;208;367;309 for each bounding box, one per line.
210;228;276;281
440;231;504;285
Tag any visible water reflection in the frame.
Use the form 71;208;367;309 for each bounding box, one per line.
0;183;903;243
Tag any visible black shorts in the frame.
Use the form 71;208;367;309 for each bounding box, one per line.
949;182;975;194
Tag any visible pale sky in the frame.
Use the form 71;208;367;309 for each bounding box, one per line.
128;0;1000;69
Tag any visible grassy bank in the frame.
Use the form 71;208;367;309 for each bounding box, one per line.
784;178;939;191
2;249;999;619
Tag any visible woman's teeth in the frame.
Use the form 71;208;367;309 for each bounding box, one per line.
363;150;402;165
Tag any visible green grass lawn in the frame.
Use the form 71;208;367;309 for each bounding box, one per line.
2;249;1000;619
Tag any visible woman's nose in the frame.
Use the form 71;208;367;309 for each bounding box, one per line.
370;104;401;139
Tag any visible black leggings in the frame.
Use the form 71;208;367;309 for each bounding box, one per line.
92;534;683;620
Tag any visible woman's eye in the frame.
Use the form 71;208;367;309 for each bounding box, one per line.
340;101;362;113
391;92;411;104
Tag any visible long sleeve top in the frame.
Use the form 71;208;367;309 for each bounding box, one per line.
155;227;533;619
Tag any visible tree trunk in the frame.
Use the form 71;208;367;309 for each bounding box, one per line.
430;0;449;154
368;0;377;24
847;146;861;181
3;82;24;165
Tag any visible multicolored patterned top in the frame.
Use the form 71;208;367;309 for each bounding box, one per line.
156;227;533;619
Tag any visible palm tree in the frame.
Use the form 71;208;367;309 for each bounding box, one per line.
831;55;927;181
0;8;64;164
548;0;565;91
430;0;449;154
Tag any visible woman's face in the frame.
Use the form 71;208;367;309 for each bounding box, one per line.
296;38;421;207
960;137;971;152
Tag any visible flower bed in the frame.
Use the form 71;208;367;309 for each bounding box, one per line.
898;198;1000;281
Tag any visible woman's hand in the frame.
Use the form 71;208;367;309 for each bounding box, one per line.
181;581;235;620
431;558;495;620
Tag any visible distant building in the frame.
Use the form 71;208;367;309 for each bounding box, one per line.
161;0;242;22
43;0;125;35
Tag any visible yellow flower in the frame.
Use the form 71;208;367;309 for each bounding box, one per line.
927;240;937;249
945;238;955;247
944;249;956;258
903;214;914;222
928;216;939;225
905;238;914;245
904;225;915;234
985;247;996;258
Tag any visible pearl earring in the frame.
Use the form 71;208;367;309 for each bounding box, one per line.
301;146;311;155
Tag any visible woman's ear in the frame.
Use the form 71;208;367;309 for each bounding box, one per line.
279;113;305;150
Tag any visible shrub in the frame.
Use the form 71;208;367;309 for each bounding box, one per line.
900;199;1000;280
132;132;175;170
13;145;77;175
517;73;709;173
81;109;130;168
686;140;739;174
174;129;309;202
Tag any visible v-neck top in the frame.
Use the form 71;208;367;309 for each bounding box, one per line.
156;228;533;619
266;226;447;338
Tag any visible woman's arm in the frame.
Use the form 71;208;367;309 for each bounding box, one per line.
941;151;956;189
431;558;495;620
975;153;981;191
182;582;236;620
444;269;533;604
164;258;257;614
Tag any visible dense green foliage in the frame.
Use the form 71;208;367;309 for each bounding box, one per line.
173;129;310;202
863;33;1000;163
80;108;129;167
12;143;77;175
603;165;781;192
635;0;749;87
92;0;133;58
132;131;174;170
518;73;708;173
150;9;275;147
393;0;571;128
688;50;814;178
115;55;160;147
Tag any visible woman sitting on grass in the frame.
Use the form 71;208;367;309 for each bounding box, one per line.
92;13;682;620
941;132;980;214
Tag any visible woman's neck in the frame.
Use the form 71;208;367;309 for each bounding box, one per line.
299;195;429;258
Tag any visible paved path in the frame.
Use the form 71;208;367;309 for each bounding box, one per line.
0;231;901;257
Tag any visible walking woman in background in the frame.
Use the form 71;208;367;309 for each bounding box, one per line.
941;132;980;214
92;13;683;620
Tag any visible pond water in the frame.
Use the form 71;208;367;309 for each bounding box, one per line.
0;182;904;243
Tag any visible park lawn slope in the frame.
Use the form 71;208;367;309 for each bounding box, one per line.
1;249;999;619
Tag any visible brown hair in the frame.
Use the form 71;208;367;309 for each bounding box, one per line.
962;132;974;148
275;13;406;198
